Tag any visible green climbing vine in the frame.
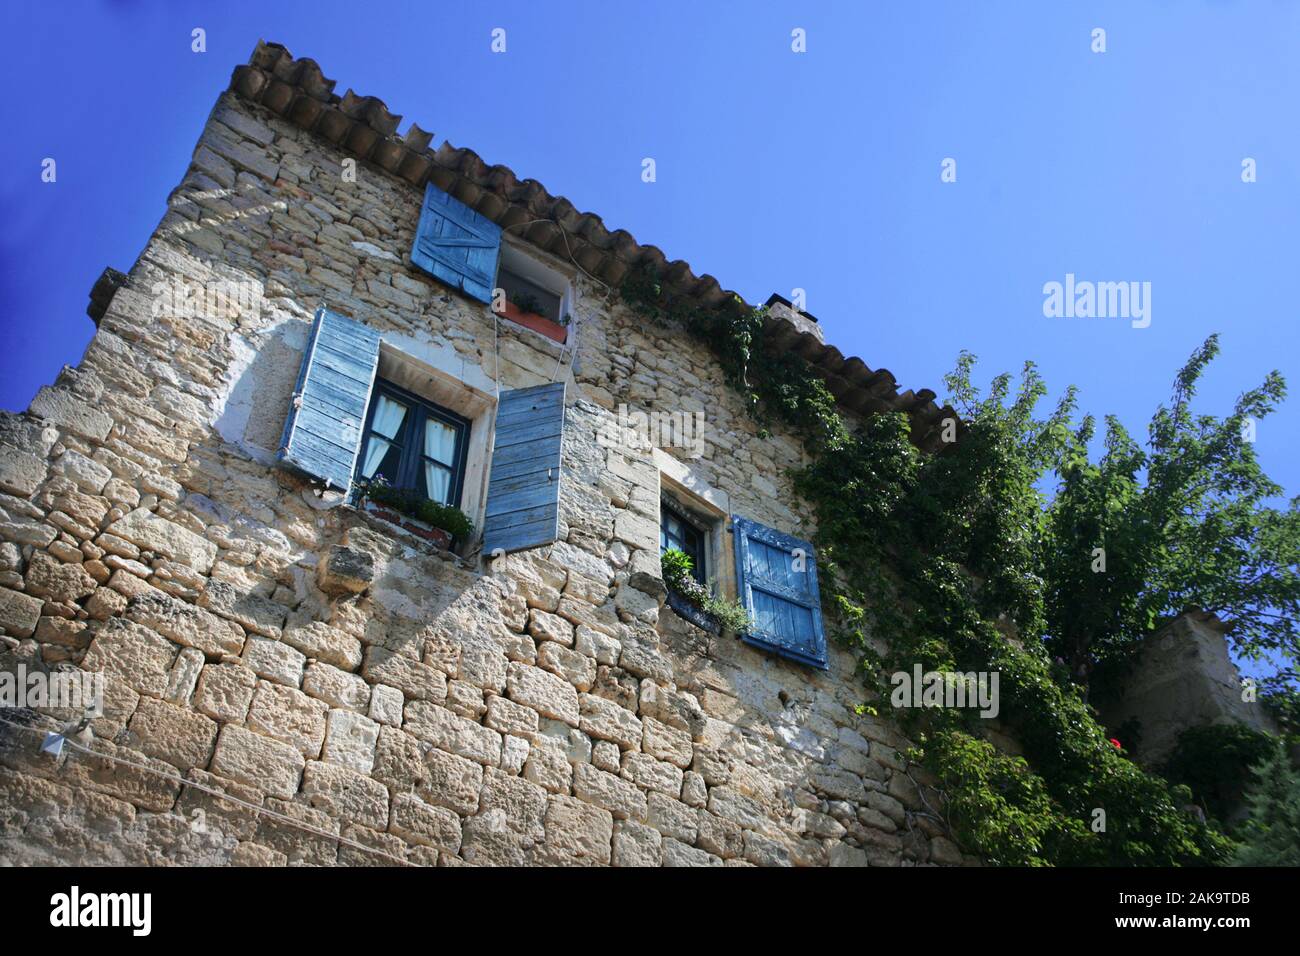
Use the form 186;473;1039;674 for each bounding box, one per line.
619;264;1242;866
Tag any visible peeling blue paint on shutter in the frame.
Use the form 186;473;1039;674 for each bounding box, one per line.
411;182;501;304
732;516;828;669
278;308;380;495
483;382;565;554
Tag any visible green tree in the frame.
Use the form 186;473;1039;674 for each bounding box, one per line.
1234;740;1300;866
1038;335;1300;696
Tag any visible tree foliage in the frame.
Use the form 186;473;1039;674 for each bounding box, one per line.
1233;740;1300;866
618;266;1300;865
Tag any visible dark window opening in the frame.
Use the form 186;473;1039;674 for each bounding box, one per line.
497;266;562;322
356;380;470;506
661;501;708;585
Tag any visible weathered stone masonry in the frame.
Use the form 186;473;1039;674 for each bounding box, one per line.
0;43;972;866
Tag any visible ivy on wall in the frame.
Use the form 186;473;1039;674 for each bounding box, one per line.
619;266;1237;865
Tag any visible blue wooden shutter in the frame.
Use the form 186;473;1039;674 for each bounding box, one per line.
278;308;380;495
411;182;501;304
483;382;565;554
732;516;828;669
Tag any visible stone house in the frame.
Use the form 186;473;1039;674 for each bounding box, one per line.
0;41;972;867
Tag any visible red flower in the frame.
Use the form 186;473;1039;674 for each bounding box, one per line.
1109;738;1122;750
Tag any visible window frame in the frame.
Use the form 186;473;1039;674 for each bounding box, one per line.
494;241;573;326
660;497;711;586
356;378;472;507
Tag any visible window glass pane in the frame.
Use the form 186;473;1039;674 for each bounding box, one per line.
360;396;408;480
371;395;408;440
361;437;402;482
423;461;452;504
424;418;458;466
660;504;706;583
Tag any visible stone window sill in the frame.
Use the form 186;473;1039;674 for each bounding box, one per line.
342;501;477;571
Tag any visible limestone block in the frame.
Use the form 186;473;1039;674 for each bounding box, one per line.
361;647;448;702
301;760;390;831
0;446;46;497
544;794;613;864
241;635;306;687
389;793;462;854
478;767;547;841
662;837;722;867
322;709;381;773
22;552;96;603
0;587;43;638
527;608;574;646
579;692;642;750
317;545;374;596
420;746;485;815
104;507;217;572
404;700;502;766
611;818;662;867
29;386;113;441
210;724;305;800
199;580;287;639
163;646;205;705
572;762;647;820
302;661;370;711
621;752;684;798
506;661;579;726
538;641;596;692
127;591;245;657
82;618;179;698
126;696;218;770
696;811;744;859
367;683;404;726
247;681;329;757
193;662;258;723
282;620;363;671
523;745;573;794
485;695;540;736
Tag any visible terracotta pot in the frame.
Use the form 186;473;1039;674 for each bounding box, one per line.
497;300;568;344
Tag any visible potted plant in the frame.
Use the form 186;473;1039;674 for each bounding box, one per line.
496;291;569;344
355;477;475;551
660;547;751;636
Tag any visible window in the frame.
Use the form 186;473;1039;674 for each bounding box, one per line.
493;242;572;342
661;499;708;584
356;380;470;506
498;264;563;323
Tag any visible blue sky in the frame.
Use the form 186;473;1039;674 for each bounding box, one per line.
1;2;1297;670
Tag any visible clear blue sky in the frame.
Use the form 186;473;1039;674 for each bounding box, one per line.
2;2;1296;498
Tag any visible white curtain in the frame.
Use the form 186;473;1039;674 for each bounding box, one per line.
361;396;407;478
424;419;457;502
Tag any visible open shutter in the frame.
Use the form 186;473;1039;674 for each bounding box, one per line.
278;308;380;495
411;182;501;304
483;382;565;554
733;516;828;669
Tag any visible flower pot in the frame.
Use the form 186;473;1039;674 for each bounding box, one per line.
497;300;568;344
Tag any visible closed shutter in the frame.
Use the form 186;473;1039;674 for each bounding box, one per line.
411;182;501;304
732;516;828;669
278;308;380;495
483;382;565;554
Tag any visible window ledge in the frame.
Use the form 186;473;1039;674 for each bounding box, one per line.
664;588;721;635
343;501;476;570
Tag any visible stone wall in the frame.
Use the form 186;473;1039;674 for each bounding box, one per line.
1098;611;1279;767
0;84;967;866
